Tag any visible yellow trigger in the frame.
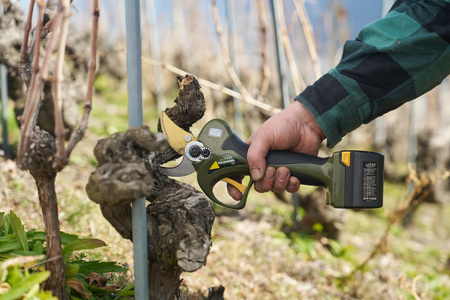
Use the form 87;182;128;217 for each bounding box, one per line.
222;177;247;194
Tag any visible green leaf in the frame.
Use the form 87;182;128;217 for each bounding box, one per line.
62;239;106;262
0;213;6;236
114;290;135;298
328;239;347;257
31;241;44;255
0;235;18;243
36;291;58;300
114;282;135;300
312;222;324;233
8;211;29;252
59;232;81;246
65;263;80;279
22;282;39;299
3;215;12;236
9;250;43;257
5;265;23;286
26;230;80;246
0;241;22;254
24;230;46;244
0;271;50;300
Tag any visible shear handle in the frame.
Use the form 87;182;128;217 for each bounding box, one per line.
197;162;254;210
222;134;330;187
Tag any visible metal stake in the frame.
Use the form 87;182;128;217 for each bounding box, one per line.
225;0;243;137
270;0;290;108
0;64;9;158
124;1;150;299
1;2;10;158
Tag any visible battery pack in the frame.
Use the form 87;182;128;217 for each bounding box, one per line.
329;151;384;209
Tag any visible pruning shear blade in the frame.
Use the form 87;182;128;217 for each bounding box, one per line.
159;156;195;177
160;112;196;155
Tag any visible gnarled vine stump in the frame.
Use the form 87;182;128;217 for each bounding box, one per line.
86;75;220;299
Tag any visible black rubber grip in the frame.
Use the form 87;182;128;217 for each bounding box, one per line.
223;134;327;164
222;134;328;186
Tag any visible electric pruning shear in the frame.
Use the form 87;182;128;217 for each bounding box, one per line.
159;112;384;210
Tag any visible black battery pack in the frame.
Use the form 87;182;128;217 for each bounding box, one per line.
341;151;384;208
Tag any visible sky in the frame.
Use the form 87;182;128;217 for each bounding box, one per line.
312;0;383;36
152;0;387;37
17;0;389;39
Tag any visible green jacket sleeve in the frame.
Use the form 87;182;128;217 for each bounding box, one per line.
295;0;450;148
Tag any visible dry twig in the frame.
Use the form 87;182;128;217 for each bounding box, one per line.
19;0;35;85
293;0;321;80
211;0;255;101
410;274;429;300
65;0;99;158
17;0;47;167
51;0;71;168
276;0;306;93
256;0;271;96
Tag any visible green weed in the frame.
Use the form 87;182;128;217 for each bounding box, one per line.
0;211;131;300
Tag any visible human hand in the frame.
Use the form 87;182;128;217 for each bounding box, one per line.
227;101;326;200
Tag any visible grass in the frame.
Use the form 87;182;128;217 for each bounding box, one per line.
1;74;450;299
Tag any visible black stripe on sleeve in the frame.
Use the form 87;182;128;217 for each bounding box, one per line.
339;52;411;100
300;74;349;115
423;3;450;44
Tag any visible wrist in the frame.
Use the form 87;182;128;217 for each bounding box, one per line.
291;101;326;141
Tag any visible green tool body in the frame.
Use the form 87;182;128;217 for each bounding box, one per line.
192;119;384;210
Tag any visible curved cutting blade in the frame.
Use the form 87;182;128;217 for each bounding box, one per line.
160;111;197;155
159;156;196;177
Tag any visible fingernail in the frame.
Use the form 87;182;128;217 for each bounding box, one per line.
278;171;288;181
265;167;276;180
288;180;298;189
251;168;261;180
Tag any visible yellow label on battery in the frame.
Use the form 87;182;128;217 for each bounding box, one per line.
341;151;351;167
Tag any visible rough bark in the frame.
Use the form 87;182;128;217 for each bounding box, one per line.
86;75;217;299
21;127;69;300
35;176;67;299
157;75;206;133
